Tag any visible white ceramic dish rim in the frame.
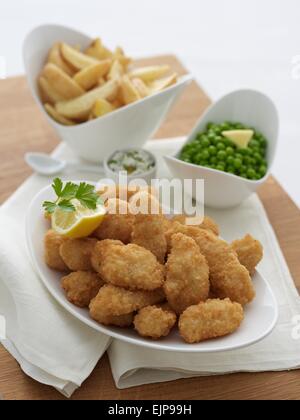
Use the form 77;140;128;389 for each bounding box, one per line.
25;182;279;353
103;148;157;181
165;88;279;185
23;23;193;129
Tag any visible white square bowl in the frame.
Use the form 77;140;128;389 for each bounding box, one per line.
23;24;192;163
165;89;279;209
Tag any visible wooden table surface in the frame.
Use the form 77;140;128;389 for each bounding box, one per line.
0;56;299;400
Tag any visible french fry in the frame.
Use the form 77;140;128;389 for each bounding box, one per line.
114;46;132;69
43;63;84;99
55;80;119;119
111;97;124;108
97;77;106;87
39;37;178;126
73;60;112;90
85;38;113;60
128;65;170;82
92;98;115;118
131;78;150;98
38;76;65;104
149;73;178;92
107;59;124;80
120;76;141;105
44;103;75;126
61;43;99;70
47;43;75;76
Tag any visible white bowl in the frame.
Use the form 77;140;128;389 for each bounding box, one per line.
25;182;278;353
164;89;279;209
23;24;192;163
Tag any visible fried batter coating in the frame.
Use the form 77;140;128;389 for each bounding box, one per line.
172;215;219;236
62;271;104;308
92;312;134;327
165;223;255;305
231;234;263;275
179;298;244;343
59;238;97;271
93;198;135;244
131;214;167;263
98;243;165;291
91;239;124;273
44;229;68;272
164;233;210;314
134;305;177;339
89;284;165;317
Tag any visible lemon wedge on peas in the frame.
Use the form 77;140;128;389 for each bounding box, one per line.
222;129;254;149
52;199;106;239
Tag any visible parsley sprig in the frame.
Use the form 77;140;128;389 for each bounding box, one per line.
43;178;102;214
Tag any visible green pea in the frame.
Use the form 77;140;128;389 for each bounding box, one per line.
226;146;234;155
201;150;210;160
217;150;226;160
216;142;226;150
259;165;267;176
202;138;210;148
227;156;234;165
210;156;217;165
208;145;217;156
235;123;244;129
216;163;225;171
253;152;262;162
249;139;259;149
247;168;256;178
234;158;242;169
243;156;251;165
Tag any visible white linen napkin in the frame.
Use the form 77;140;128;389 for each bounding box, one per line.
0;137;299;396
0;149;111;398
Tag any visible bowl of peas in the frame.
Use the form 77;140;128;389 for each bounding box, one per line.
165;89;279;208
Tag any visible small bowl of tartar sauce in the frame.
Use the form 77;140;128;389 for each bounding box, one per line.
104;148;157;184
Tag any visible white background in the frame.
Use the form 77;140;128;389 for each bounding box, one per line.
0;0;299;206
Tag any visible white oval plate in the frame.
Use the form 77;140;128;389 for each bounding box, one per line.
26;183;278;353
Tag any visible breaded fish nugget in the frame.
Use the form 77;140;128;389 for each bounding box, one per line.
59;238;97;271
179;299;244;343
93;198;134;244
62;271;104;308
131;214;167;263
166;223;255;305
231;234;263;275
172;215;219;236
91;239;124;272
89;284;165;317
134;305;177;339
164;233;210;314
99;243;165;291
92;312;134;327
44;229;68;272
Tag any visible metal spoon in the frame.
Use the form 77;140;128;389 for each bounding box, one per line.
25;152;103;176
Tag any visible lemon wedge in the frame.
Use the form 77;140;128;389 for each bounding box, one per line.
52;199;106;239
222;129;254;149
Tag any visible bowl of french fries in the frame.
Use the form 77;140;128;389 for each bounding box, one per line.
23;24;192;162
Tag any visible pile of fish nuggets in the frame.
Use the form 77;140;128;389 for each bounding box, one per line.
44;185;263;343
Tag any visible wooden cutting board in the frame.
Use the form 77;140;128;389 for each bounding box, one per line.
0;55;299;400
